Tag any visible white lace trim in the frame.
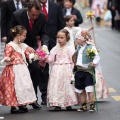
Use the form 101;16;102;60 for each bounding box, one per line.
8;42;28;65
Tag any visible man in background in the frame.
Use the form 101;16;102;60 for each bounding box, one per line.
1;0;27;43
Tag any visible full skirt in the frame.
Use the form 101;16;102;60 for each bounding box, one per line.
47;64;78;107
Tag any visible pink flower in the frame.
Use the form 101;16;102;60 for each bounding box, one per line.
36;49;46;58
35;49;48;68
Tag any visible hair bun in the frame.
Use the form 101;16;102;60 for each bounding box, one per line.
11;28;16;33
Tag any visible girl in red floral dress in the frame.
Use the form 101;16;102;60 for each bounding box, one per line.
0;25;36;114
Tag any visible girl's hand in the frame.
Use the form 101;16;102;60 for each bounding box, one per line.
5;57;15;62
10;57;15;61
39;57;46;61
89;62;95;68
27;47;35;53
97;49;100;52
39;55;48;62
72;15;77;19
2;36;7;43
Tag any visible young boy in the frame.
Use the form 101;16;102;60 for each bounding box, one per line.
62;0;83;26
72;29;100;112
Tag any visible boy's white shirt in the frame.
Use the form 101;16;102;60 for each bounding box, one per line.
66;8;72;15
76;44;100;68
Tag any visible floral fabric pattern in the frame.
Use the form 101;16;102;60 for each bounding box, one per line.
47;45;78;107
0;43;36;106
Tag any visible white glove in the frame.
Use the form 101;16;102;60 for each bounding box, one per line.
71;74;75;81
29;53;35;63
70;74;75;84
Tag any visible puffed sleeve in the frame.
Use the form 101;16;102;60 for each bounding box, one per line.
1;44;13;65
68;46;75;63
46;47;57;64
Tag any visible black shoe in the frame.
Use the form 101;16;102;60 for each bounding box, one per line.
41;101;47;105
18;106;28;113
54;107;61;111
89;102;95;112
31;103;41;109
10;107;19;114
66;106;72;111
77;103;87;112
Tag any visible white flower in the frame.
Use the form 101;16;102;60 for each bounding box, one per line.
42;45;49;54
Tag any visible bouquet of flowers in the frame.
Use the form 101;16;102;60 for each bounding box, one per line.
86;11;95;20
35;45;49;67
86;48;96;59
35;45;49;58
29;36;49;68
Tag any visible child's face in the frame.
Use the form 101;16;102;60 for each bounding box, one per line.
64;0;73;9
19;30;27;42
76;38;84;46
57;32;67;46
66;17;75;27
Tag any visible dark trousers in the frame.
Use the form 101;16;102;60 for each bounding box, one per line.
28;60;47;102
115;20;120;30
39;63;49;101
111;18;115;29
75;71;94;90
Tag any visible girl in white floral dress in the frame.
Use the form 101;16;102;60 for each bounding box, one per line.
46;29;78;110
0;25;36;114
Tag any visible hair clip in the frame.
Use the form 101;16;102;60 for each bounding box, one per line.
12;28;16;33
12;29;15;32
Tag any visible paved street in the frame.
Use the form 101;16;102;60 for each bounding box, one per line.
0;25;120;120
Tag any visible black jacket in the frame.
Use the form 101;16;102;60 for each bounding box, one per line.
1;0;27;38
45;0;65;49
62;7;83;26
10;8;49;49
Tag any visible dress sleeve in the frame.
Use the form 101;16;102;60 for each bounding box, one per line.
68;46;75;62
68;46;75;69
24;47;31;59
1;45;13;65
46;47;56;63
23;44;34;60
4;44;13;58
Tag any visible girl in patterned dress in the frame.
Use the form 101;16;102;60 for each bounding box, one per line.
46;29;78;111
0;25;36;114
